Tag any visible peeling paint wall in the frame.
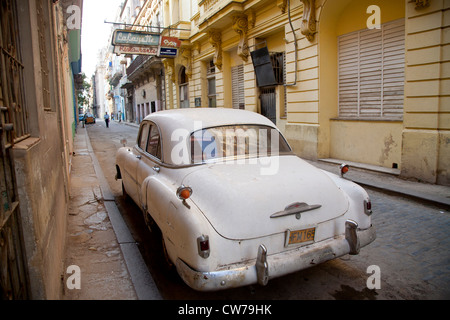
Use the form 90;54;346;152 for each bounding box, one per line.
12;0;74;299
329;120;402;168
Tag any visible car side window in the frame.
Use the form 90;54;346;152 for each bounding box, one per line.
146;124;162;160
138;122;150;150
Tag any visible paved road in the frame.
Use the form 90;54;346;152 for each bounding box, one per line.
86;120;450;299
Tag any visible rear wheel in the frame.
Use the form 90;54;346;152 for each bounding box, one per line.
122;182;129;200
144;212;173;269
143;211;155;232
161;234;174;268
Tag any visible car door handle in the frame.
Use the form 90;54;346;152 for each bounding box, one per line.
152;166;160;173
136;155;141;159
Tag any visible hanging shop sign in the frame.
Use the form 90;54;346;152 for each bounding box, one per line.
160;36;181;48
114;45;159;55
157;36;180;57
112;29;160;46
111;30;181;57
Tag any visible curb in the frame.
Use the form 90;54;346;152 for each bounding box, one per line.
347;176;450;208
307;159;450;209
84;127;162;300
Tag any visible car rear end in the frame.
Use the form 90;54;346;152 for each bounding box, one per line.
174;158;376;291
176;221;375;291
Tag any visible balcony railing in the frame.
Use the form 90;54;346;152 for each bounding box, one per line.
199;0;221;12
126;55;151;77
110;71;123;87
198;0;245;28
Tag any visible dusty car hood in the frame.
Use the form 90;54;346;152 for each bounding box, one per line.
182;155;349;240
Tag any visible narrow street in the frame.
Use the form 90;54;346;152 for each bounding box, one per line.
86;120;450;300
3;0;449;302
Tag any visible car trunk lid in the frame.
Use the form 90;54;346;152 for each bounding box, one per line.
182;156;349;240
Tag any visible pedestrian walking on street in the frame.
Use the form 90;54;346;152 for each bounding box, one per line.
104;112;110;128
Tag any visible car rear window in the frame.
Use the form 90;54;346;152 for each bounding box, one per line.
190;125;291;163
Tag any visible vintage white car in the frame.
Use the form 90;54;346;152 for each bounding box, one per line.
115;108;376;291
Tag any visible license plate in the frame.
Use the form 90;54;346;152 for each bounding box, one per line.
285;227;316;247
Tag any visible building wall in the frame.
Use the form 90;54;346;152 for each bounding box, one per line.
135;80;159;106
402;0;450;185
136;0;449;185
313;0;405;168
11;0;77;298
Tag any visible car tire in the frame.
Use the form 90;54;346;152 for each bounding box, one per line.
144;211;155;232
144;212;174;269
122;182;129;200
161;234;174;269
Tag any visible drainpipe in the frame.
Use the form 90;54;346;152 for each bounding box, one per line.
285;0;298;87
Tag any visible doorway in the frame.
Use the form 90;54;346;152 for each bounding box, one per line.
259;87;276;124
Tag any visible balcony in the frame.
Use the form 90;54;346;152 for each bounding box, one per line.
110;71;123;87
126;55;151;78
199;0;222;12
126;55;163;83
198;0;246;30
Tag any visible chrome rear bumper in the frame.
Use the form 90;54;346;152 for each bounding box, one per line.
175;222;376;291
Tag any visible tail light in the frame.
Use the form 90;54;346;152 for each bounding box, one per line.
197;235;210;258
340;163;349;177
364;200;372;216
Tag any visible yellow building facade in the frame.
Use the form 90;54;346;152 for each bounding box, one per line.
137;0;449;185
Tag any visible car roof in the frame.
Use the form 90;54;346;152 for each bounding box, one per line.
143;108;276;132
141;108;279;165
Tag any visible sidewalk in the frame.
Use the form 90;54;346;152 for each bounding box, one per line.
63;125;161;300
307;159;450;208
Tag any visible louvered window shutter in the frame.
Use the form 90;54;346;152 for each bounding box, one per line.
338;19;405;120
232;65;245;109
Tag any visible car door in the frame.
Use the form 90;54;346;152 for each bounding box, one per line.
136;122;162;209
123;122;150;204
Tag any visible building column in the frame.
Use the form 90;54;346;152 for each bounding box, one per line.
401;0;450;185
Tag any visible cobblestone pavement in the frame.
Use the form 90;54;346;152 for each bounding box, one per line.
350;188;450;299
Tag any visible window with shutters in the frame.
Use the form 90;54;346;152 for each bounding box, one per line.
207;60;216;108
231;65;244;109
338;19;405;120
